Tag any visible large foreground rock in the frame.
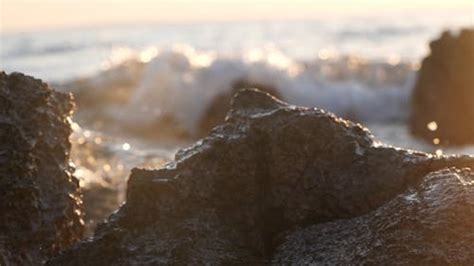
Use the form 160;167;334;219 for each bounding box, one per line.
0;72;83;265
410;29;474;145
50;89;474;265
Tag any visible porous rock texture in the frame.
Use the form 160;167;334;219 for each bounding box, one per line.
0;72;83;265
50;89;474;265
410;28;474;145
273;168;474;265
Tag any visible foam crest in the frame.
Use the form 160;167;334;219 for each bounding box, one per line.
67;45;417;136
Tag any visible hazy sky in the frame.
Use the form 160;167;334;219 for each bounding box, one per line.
1;0;473;32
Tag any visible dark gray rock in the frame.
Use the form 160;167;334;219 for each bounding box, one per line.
0;72;84;265
410;28;474;145
50;89;474;265
273;167;474;265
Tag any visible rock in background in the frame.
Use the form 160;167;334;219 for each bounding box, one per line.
0;72;84;265
410;29;474;145
50;89;474;265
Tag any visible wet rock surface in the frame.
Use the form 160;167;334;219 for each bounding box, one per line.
410;29;474;145
273;168;474;265
0;72;83;265
50;89;474;265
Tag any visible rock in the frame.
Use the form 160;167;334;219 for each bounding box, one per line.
273;168;474;265
49;89;474;265
57;60;148;138
0;72;84;265
59;59;144;110
197;79;281;137
410;29;474;145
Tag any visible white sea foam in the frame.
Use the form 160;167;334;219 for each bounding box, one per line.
91;45;416;134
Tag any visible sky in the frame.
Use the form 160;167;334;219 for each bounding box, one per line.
1;0;473;32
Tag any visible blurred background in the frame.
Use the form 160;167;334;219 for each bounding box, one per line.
1;0;473;234
1;0;472;80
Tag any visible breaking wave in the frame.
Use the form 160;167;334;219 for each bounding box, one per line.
64;45;417;136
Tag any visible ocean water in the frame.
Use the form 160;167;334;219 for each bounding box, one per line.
1;14;471;81
1;13;473;232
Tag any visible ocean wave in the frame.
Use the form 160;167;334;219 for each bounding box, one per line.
64;45;417;138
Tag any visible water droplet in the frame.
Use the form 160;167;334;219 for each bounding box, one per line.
318;49;330;60
71;122;81;132
433;138;440;145
427;121;438;131
103;164;111;172
435;149;443;156
122;143;131;151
